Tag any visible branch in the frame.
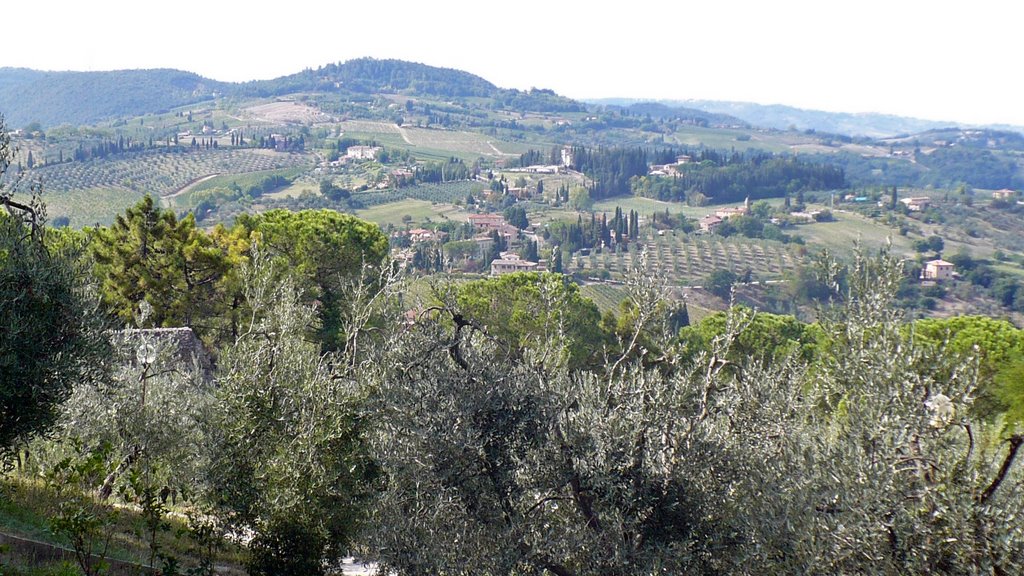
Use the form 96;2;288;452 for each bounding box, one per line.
1;195;40;234
978;434;1024;505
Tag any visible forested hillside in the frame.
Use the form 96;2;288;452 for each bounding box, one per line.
0;68;227;127
0;58;584;128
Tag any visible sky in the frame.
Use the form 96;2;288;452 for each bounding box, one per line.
4;0;1022;126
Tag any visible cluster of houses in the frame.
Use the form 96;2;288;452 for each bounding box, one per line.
391;212;546;275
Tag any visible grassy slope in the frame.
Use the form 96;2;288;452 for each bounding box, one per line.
356;199;469;227
0;475;244;574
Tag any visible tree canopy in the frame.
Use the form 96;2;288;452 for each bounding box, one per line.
0;124;109;450
234;209;389;351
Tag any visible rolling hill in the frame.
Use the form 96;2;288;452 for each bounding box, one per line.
0;68;228;127
0;58;584;129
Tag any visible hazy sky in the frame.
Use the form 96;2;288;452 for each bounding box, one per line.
5;0;1021;126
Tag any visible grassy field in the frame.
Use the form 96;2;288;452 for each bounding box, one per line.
665;125;794;153
0;475;245;574
592;195;784;220
356;199;469;227
32;187;145;227
795;208;916;256
266;178;319;199
593;196;705;218
401;126;531;157
577;281;718;321
337;121;533;163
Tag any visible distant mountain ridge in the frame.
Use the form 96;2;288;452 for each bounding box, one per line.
612;102;747;128
0;58;582;128
588;98;1024;138
3;60;1020;139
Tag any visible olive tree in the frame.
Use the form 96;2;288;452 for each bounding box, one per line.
0;121;109;453
362;249;1024;575
203;256;385;575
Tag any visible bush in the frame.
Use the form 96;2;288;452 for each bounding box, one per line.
247;516;326;576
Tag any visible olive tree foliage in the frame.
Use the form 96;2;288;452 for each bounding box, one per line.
203;254;388;575
363;248;1024;575
765;249;1024;574
0;120;110;453
45;306;213;500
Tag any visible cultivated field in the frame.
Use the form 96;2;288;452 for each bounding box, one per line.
27;148;312;197
353;181;486;209
244;101;335;124
357;199;468;227
568;233;803;284
21;148;312;224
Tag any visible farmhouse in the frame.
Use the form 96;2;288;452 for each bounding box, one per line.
900;196;931;211
787;211;820;223
561;147;575;167
508;165;562;174
468;213;505;231
921;259;955;281
699;215;723;232
407;228;447;243
507;186;531;200
346;145;383;160
715;206;747;219
490;253;540;276
993;189;1017;200
495;224;522;245
714;197;751;220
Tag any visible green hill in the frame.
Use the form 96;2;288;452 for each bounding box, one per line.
0;58;585;129
0;68;228;128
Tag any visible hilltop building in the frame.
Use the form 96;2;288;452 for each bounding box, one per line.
118;327;213;381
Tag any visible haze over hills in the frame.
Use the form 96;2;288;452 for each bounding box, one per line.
590;98;1024;139
0;58;582;128
2;58;1019;140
